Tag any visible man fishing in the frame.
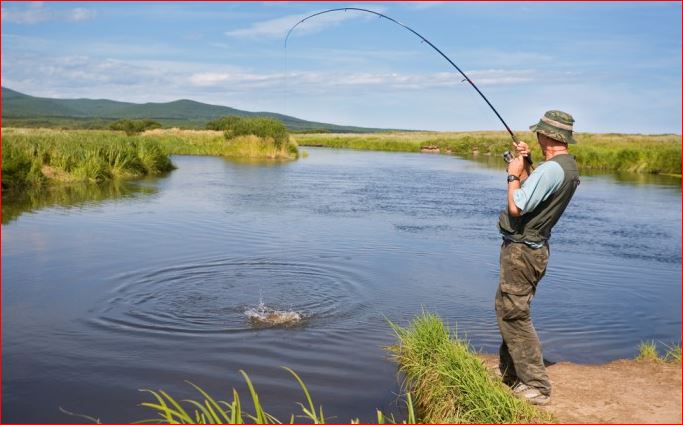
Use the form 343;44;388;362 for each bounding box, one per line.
287;11;581;406
495;110;580;406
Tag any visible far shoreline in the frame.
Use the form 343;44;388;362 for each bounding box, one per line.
293;130;682;177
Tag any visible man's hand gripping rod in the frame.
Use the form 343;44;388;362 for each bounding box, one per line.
503;135;533;169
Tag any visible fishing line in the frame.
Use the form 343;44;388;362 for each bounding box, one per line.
284;7;526;152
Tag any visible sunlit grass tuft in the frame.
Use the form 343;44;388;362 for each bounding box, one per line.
636;340;682;364
138;368;416;424
664;343;682;364
142;129;298;160
387;311;552;423
636;340;661;362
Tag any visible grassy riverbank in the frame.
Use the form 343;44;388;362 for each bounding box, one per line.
389;312;552;423
138;368;416;424
3;128;174;190
2;127;299;190
142;128;299;160
636;340;682;363
135;313;550;424
108;314;681;423
295;131;682;175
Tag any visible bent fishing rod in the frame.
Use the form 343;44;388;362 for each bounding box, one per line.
285;7;531;165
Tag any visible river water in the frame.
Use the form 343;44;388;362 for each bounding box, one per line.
3;148;681;423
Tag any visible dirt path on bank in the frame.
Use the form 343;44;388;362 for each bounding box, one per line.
482;355;682;423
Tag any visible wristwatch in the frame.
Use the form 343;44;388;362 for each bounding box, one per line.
507;175;520;183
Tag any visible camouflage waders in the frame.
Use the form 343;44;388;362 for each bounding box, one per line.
495;240;551;396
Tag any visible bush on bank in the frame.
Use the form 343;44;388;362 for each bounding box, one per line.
110;119;162;136
2;129;174;190
207;116;290;149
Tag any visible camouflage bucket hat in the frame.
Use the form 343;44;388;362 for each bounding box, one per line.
529;110;576;144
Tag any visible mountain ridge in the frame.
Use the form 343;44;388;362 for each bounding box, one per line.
1;87;392;132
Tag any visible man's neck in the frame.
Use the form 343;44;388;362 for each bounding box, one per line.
544;146;568;161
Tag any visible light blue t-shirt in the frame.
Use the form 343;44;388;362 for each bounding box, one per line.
502;160;565;248
513;160;565;214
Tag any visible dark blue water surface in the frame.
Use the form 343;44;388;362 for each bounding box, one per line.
3;149;681;423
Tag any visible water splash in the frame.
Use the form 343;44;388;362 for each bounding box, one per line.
245;292;303;327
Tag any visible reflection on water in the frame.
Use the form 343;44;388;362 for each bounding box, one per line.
581;169;682;187
2;179;158;224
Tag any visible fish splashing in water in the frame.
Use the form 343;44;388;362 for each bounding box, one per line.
245;300;303;327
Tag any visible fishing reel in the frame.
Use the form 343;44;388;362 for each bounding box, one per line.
502;150;533;166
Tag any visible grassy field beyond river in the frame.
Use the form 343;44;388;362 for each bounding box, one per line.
2;128;298;190
295;131;682;176
4;128;679;190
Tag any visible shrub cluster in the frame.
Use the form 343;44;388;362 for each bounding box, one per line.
207;116;289;148
110;119;162;136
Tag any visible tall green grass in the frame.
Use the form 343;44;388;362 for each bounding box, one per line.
2;128;174;190
110;119;162;135
2;127;299;190
207;116;290;149
636;340;682;363
142;129;298;160
138;368;416;424
388;312;552;423
295;131;682;175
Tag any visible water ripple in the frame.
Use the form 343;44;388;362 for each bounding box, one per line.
86;257;368;336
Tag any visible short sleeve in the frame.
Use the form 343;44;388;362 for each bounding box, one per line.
512;161;565;214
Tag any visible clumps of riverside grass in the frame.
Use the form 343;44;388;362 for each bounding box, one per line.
295;131;682;175
636;340;682;363
204;116;297;159
143;117;299;160
137;368;416;424
144;129;299;160
207;116;288;147
387;312;552;424
2;128;174;190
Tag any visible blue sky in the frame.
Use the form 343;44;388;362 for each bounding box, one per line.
2;1;681;133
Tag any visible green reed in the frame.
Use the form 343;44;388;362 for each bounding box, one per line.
141;129;299;160
295;131;681;175
387;312;552;424
2;128;174;190
636;340;682;363
138;368;416;424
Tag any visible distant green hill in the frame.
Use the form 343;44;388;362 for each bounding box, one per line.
1;87;390;133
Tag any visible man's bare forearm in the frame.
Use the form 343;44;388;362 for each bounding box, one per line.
507;179;522;217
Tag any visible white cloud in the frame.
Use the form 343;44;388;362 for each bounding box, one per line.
5;53;678;132
68;8;97;22
1;3;96;24
225;6;386;39
4;50;548;107
403;2;450;10
2;2;50;24
192;70;280;89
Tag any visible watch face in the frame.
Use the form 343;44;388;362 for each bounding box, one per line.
507;175;519;183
